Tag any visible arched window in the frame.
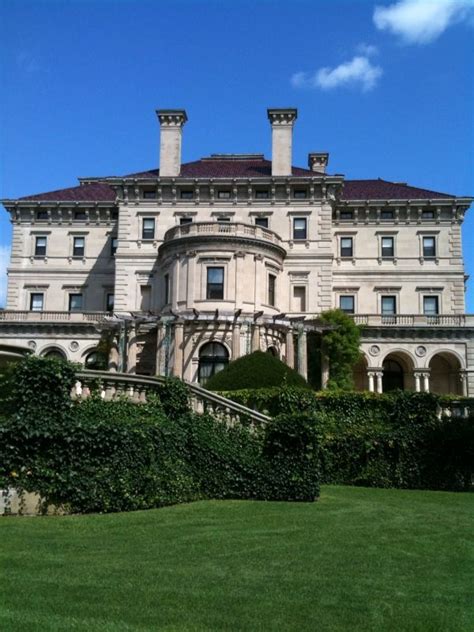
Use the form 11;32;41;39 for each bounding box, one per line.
42;347;66;360
267;346;278;358
198;342;229;385
84;350;108;371
382;359;404;392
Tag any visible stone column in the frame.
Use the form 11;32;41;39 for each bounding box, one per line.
414;372;421;392
285;328;294;368
321;354;330;390
172;321;184;378
155;323;165;376
423;372;430;393
297;329;308;380
251;324;261;352
232;322;241;360
460;372;468;397
376;371;383;394
108;340;119;372
127;324;137;374
368;371;375;393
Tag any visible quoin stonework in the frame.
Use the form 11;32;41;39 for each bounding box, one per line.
1;108;473;394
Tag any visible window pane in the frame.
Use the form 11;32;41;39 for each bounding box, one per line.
340;237;353;257
381;296;396;315
164;274;170;304
293;218;307;240
140;286;151;310
180;217;192;225
207;267;224;299
381;237;394;257
30;293;44;311
73;237;85;257
180;190;193;200
217;191;231;199
293;286;306;312
255;217;269;228
340;211;353;220
255;190;269;199
111;237;118;256
423;237;436;257
35;236;47;256
423;296;439;315
339;295;355;314
143;190;156;199
381;210;394;220
294;190;307;199
74;211;87;220
268;274;276;306
69;293;83;311
142;218;155;239
106;293;114;311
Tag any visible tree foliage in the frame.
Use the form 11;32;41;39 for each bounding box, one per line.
318;309;362;390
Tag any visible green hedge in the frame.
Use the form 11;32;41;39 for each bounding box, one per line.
0;357;320;512
205;350;310;390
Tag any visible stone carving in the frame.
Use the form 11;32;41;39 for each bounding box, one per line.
369;345;380;357
415;345;427;357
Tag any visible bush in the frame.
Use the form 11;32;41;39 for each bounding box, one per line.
205;350;310;391
317;309;362;390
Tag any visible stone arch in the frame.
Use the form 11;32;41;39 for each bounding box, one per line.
353;354;369;391
40;346;67;360
428;351;463;395
198;340;230;385
83;347;108;371
382;350;416;392
267;345;279;358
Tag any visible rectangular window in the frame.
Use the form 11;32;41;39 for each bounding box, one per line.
69;293;83;312
293;189;307;199
36;210;48;220
381;236;394;258
112;210;119;220
180;190;193;200
207;267;224;300
340;210;353;220
143;190;156;199
164;274;170;304
30;293;44;312
106;293;115;312
268;274;276;307
217;190;231;199
140;285;151;310
217;216;231;222
340;237;353;258
35;236;47;256
423;236;436;258
422;210;435;219
255;217;269;228
255;190;269;199
142;218;155;240
423;296;439;315
293;218;307;240
381;295;397;315
74;210;87;220
73;236;85;257
381;210;394;220
179;217;193;225
339;295;355;314
293;286;307;312
111;237;118;256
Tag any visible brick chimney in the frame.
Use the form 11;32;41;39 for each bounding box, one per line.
267;108;297;177
156;109;188;177
308;152;329;174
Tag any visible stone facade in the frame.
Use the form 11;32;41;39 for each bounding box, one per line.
1;108;472;394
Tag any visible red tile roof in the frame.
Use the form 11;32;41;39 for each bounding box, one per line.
19;182;116;202
341;179;452;200
13;158;455;202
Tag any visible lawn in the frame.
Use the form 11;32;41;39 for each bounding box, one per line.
1;486;473;632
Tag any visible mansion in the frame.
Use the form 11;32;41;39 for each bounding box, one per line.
1;108;473;395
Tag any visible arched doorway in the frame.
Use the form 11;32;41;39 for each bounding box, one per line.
429;352;463;395
42;347;66;360
198;342;229;385
382;359;404;392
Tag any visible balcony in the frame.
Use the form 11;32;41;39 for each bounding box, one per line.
0;311;109;324
352;314;473;327
162;221;284;248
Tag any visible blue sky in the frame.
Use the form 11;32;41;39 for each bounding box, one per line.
1;0;473;308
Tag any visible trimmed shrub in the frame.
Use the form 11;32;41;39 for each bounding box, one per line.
205;350;310;391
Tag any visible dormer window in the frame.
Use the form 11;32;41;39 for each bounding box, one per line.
143;190;157;199
340;210;353;220
422;210;435;220
293;189;307;199
74;210;87;220
180;190;194;200
255;190;269;199
36;210;48;221
381;210;394;220
217;190;231;199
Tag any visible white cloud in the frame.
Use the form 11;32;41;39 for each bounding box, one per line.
373;0;474;44
291;56;383;92
0;245;10;308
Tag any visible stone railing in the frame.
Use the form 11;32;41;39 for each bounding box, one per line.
438;398;474;418
353;314;473;327
163;221;284;247
73;370;271;428
0;310;109;323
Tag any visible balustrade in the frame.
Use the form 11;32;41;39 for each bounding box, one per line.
163;221;283;247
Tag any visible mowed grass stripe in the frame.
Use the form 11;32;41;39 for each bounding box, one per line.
1;486;473;632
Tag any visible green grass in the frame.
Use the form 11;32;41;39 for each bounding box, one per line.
1;486;473;632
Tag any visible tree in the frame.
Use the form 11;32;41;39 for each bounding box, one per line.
317;309;362;391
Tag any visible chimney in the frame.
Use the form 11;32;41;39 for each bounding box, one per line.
156;109;188;177
267;108;297;177
308;152;329;174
